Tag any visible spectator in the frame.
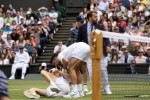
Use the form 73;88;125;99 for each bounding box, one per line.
20;18;27;29
87;0;97;11
124;26;132;35
31;26;42;54
118;16;126;29
71;16;84;44
38;7;48;19
1;41;6;54
0;70;10;100
112;0;119;8
5;34;14;48
120;49;134;63
10;8;16;18
16;25;23;34
11;28;19;41
45;15;54;39
0;16;4;29
53;41;67;54
117;22;125;33
9;46;30;80
16;34;26;47
0;7;5;18
125;60;138;74
5;47;12;61
53;0;61;11
28;8;36;19
25;11;35;25
3;23;12;41
135;49;147;63
14;11;23;25
24;40;33;57
132;43;141;56
98;0;109;13
0;53;9;64
49;7;58;33
37;21;46;52
110;52;119;63
132;26;143;36
11;42;18;52
10;51;16;64
19;7;26;18
120;0;130;8
10;20;17;29
38;62;47;73
79;7;88;20
6;4;16;15
23;29;29;40
4;11;14;25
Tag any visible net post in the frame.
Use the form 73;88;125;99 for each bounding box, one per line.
90;29;103;100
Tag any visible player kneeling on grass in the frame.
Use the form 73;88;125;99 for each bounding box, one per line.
51;42;92;98
24;68;70;99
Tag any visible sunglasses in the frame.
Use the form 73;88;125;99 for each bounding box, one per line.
139;52;143;53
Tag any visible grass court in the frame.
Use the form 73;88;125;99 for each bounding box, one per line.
8;80;150;100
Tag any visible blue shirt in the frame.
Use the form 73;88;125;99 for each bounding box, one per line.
87;22;95;45
71;27;79;43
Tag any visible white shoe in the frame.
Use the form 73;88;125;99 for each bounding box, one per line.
9;76;15;80
79;91;84;97
83;87;88;93
63;91;80;98
105;88;112;95
24;91;40;99
21;76;24;80
51;85;60;93
85;90;92;95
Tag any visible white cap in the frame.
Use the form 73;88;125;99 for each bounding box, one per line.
41;62;47;66
145;11;150;17
147;47;150;50
23;28;27;32
6;23;10;26
122;46;127;49
139;49;144;52
41;7;46;10
49;68;55;73
24;48;28;52
137;0;141;3
26;11;31;15
37;21;42;25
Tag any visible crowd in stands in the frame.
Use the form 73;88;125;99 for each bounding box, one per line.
70;0;150;66
0;3;60;64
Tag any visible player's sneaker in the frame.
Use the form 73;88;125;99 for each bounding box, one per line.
50;85;60;93
24;91;40;99
104;88;112;95
79;91;84;97
9;76;15;80
21;76;24;80
63;91;80;98
85;90;92;95
83;87;88;93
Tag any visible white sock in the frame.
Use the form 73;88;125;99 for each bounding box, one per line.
50;81;55;86
72;85;78;92
77;84;82;92
84;84;87;89
22;73;25;77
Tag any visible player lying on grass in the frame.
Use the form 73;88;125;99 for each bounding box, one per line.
51;42;92;98
24;68;70;99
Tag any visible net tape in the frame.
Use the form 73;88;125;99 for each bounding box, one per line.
101;31;150;43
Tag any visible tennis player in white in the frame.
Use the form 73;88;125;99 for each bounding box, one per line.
51;42;92;98
24;68;70;99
